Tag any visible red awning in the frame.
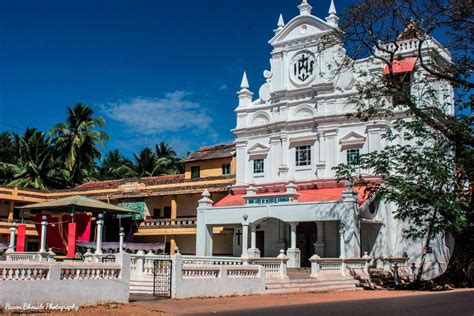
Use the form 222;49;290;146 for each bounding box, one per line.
214;186;369;207
383;57;417;75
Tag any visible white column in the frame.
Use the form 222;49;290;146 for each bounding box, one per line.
6;225;16;253
339;224;346;259
119;227;125;253
39;216;48;253
314;221;325;257
248;223;261;258
241;215;249;261
196;190;214;256
250;224;256;249
287;222;301;268
95;213;104;255
290;222;297;249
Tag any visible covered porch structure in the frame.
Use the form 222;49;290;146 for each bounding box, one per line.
196;183;365;268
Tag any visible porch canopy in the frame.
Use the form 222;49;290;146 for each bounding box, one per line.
17;195;137;215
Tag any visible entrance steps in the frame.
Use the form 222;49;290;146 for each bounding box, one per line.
130;278;154;294
266;269;360;294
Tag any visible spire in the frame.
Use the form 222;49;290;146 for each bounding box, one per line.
274;14;285;33
298;0;312;16
240;71;249;89
326;0;339;28
329;0;336;15
277;14;285;28
237;71;253;109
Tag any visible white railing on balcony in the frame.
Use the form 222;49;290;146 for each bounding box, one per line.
141;217;197;229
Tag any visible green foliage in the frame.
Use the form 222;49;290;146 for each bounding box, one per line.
0;105;186;189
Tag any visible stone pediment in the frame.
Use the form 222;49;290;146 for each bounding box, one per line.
247;143;270;157
339;132;366;147
269;15;334;46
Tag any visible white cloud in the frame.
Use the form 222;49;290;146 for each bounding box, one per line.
103;91;212;135
219;84;228;91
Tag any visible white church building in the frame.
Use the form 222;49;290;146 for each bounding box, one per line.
196;0;452;278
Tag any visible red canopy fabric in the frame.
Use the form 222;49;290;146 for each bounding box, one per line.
33;213;92;253
383;57;417;75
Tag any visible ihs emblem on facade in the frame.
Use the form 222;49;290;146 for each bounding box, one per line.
290;50;316;86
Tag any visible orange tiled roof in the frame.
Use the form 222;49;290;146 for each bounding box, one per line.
214;186;369;207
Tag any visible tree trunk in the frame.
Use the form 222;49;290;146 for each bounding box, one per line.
435;227;474;287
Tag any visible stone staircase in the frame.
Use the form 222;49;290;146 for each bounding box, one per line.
265;268;360;294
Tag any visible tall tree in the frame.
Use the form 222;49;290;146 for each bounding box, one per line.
50;104;108;186
333;0;473;285
132;147;166;177
0;128;65;190
155;141;183;174
99;149;134;180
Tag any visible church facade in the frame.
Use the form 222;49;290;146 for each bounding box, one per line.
196;0;453;278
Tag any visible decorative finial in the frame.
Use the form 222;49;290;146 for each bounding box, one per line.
277;14;285;28
202;189;210;198
298;0;312;16
326;0;339;28
329;0;336;15
240;71;249;89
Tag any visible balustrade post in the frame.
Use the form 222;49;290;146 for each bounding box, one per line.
309;255;321;278
362;251;372;274
277;249;288;279
145;250;154;273
136;250;145;277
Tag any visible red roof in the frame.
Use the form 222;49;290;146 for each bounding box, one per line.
214;186;369;207
383;57;417;75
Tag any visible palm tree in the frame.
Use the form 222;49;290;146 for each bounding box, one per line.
132;147;166;177
155;141;183;174
0;132;13;163
0;128;65;189
99;149;134;180
50;104;109;185
155;142;177;160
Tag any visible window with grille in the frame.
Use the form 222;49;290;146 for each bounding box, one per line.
253;159;264;174
346;149;360;165
296;145;311;166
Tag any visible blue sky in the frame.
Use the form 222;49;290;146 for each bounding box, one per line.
0;0;353;157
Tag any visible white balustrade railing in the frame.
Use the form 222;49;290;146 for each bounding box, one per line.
182;255;242;266
226;266;260;278
309;256;372;278
181;265;220;279
249;251;288;279
60;265;121;280
6;251;55;262
0;265;49;281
